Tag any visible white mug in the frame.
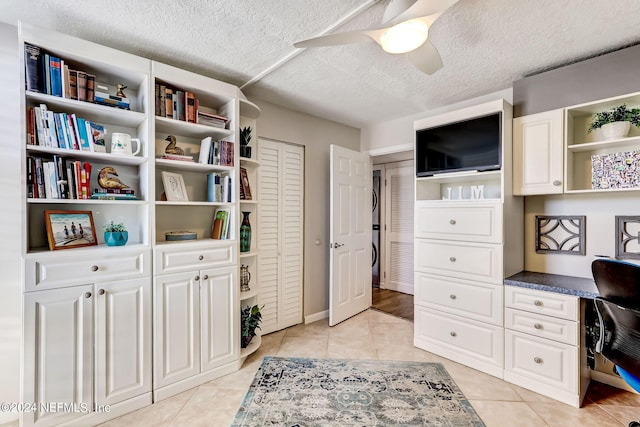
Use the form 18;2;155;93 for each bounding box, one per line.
111;133;141;156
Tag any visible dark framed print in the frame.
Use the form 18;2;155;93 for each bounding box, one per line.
44;210;98;250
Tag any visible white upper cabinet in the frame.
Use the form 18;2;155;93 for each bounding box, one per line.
513;109;564;195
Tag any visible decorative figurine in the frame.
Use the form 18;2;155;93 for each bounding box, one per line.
98;166;131;189
165;135;184;155
116;84;127;98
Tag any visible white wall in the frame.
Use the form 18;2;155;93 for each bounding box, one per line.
255;100;361;320
361;88;513;154
525;192;640;278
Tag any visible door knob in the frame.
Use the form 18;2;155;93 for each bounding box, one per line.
553;180;562;186
333;243;344;248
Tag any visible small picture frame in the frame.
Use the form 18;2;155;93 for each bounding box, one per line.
239;167;252;200
44;210;98;250
162;171;188;201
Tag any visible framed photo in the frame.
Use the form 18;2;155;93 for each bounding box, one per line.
44;210;98;250
162;171;188;201
239;167;252;200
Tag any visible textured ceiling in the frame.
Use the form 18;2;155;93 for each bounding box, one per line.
2;0;640;128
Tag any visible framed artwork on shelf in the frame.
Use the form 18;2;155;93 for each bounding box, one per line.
240;167;252;200
44;210;98;250
162;171;188;201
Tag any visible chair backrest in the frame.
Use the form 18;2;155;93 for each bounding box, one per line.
591;259;640;308
594;298;640;379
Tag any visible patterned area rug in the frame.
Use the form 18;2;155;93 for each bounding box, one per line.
232;357;485;426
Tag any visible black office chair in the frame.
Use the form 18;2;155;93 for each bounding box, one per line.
591;259;640;394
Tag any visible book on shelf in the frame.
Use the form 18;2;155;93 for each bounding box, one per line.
76;71;88;102
165;88;173;118
61;63;69;99
24;43;43;93
207;172;222;202
185;91;197;123
94;96;131;110
158;84;167;117
199;136;213;164
93;187;135;195
48;55;62;97
94;90;130;105
86;74;95;104
175;90;185;121
159;153;194;162
88;122;106;152
68;69;78;100
43;53;51;95
212;208;231;240
90;193;138;200
239;167;252;200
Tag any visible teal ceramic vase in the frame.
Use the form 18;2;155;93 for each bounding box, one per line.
105;231;128;246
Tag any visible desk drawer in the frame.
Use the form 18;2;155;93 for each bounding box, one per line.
415;273;503;326
505;287;578;321
505;308;577;345
415;240;502;284
415;202;502;243
25;248;150;291
155;242;235;274
505;330;577;394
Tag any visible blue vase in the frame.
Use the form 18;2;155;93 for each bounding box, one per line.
105;231;128;246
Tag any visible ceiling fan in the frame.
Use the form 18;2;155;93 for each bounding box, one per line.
293;0;458;75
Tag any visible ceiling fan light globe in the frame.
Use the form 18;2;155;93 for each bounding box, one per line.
380;20;429;54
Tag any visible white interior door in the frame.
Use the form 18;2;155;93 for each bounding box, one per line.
384;164;415;294
330;145;371;326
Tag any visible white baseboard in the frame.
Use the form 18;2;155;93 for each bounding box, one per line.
305;310;328;324
384;284;414;295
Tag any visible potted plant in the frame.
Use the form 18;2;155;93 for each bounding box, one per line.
241;304;263;348
103;221;128;246
240;126;252;158
588;104;640;139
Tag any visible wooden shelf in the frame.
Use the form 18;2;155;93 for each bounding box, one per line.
240;334;261;358
155;116;233;140
28;198;146;205
239;250;258;258
567;135;640;152
240;199;258;204
239;287;259;301
155;158;234;172
26;145;147;165
239;157;260;167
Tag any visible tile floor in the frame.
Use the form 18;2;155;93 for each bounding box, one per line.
100;309;640;427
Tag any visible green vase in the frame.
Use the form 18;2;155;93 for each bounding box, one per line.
240;211;251;252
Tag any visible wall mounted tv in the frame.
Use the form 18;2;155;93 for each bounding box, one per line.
415;112;502;177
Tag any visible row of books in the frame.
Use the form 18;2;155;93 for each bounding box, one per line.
211;208;231;240
207;173;233;203
199;137;235;166
154;83;229;129
27;104;106;152
27;156;91;200
24;43;95;103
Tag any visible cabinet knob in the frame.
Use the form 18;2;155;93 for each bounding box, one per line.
553;180;562;186
84;292;92;299
98;289;105;296
449;257;456;262
198;255;204;261
195;276;200;281
533;323;543;330
91;265;99;272
533;300;543;307
203;275;208;280
449;294;457;300
534;357;543;364
450;331;457;337
449;219;456;225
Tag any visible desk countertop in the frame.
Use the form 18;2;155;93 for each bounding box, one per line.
504;271;599;299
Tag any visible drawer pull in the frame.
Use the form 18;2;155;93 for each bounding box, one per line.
449;257;456;262
533;300;543;307
98;289;105;296
199;255;204;261
85;292;92;299
450;331;457;337
203;275;209;280
91;265;99;272
533;323;543;330
534;357;543;364
195;276;200;281
553;180;562;186
449;219;456;225
449;294;457;300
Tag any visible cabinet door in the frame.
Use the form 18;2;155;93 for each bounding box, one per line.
513;110;564;195
96;278;151;406
153;271;201;388
23;286;93;427
200;266;238;371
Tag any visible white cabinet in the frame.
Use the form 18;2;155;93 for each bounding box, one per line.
153;265;238;400
257;139;304;335
503;286;588;407
413;100;523;379
23;277;151;427
513;109;564;195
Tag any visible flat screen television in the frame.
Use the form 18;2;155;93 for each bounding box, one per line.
415;112;502;177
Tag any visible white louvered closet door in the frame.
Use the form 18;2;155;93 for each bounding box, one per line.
384;165;414;294
257;139;304;334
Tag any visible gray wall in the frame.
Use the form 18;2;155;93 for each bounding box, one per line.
513;44;640;117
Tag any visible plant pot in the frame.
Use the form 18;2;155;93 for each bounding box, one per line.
241;334;254;348
104;231;128;246
240;146;252;158
601;121;631;140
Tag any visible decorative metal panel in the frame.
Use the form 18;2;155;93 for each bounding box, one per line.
535;215;586;255
615;216;640;260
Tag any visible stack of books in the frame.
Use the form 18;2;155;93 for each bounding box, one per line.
197;111;229;129
91;188;137;200
94;90;131;110
159;153;194;162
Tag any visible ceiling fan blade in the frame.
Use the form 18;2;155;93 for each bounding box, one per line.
294;30;376;48
386;0;459;26
407;39;443;74
382;0;419;24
